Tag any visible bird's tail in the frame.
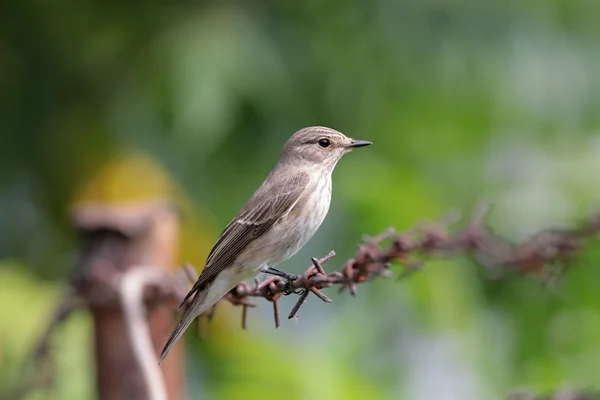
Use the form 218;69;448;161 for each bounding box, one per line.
159;288;209;364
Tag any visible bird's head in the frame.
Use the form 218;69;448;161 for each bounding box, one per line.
280;126;371;171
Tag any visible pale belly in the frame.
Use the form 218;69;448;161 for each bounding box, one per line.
238;175;332;271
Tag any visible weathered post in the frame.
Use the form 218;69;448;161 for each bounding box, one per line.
71;200;183;400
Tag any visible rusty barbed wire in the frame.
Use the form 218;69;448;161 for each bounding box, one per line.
508;388;600;400
178;204;600;329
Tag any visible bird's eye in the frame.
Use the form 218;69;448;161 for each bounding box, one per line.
318;138;330;148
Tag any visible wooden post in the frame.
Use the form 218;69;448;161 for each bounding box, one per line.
71;200;184;400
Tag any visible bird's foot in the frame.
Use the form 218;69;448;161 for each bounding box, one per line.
263;268;303;295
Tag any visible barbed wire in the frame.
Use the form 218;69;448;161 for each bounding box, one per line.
508;388;600;400
180;204;600;328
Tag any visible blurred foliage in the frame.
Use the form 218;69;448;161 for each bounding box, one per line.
1;0;600;399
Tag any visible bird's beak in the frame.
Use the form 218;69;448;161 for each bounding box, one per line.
347;139;372;148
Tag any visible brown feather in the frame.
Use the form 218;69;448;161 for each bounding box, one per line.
178;172;311;308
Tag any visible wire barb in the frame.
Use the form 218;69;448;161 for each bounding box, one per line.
177;207;600;328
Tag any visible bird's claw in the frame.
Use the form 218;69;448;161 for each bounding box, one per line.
282;274;303;295
263;267;303;295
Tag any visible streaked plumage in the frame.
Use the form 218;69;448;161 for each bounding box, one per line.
159;126;371;363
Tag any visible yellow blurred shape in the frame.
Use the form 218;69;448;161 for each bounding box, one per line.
70;149;216;272
73;150;176;204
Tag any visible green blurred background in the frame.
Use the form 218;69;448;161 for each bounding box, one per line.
2;0;600;399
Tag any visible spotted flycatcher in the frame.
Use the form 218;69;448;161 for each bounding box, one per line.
159;126;371;363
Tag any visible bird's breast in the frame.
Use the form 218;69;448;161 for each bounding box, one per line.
265;175;332;266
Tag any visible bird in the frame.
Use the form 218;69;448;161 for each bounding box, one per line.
159;126;371;363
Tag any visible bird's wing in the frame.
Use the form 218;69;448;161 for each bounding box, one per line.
179;172;311;307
